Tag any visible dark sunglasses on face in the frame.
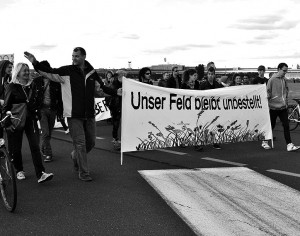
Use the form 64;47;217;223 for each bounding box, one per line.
145;73;151;75
282;69;288;72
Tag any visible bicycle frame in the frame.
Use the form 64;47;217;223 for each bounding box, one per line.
288;104;300;123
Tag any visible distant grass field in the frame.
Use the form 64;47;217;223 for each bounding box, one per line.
287;82;300;105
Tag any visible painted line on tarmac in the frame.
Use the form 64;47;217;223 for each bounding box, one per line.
156;149;187;155
267;169;300;178
202;157;247;167
139;167;300;235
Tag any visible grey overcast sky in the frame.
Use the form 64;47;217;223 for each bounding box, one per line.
1;0;300;69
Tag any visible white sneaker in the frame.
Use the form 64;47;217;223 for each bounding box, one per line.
38;172;54;183
17;171;26;180
287;143;300;152
65;129;69;134
261;141;271;150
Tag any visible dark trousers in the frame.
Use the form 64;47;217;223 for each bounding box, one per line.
269;108;291;144
40;107;57;156
6;116;45;178
111;110;121;140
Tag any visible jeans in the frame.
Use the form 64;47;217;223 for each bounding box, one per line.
269;108;291;144
67;118;96;177
6;115;45;178
40;107;57;156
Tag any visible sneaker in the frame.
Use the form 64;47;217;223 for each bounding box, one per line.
17;171;26;180
65;129;69;134
213;144;221;150
287;143;300;152
261;141;271;150
44;155;53;162
38;172;54;183
79;174;92;182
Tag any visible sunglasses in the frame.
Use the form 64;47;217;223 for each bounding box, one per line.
145;73;151;75
282;69;288;72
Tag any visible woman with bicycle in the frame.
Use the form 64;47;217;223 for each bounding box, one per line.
2;63;54;183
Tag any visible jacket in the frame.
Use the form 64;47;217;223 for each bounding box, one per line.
33;60;117;118
267;73;288;110
29;76;63;115
199;79;223;90
166;76;182;88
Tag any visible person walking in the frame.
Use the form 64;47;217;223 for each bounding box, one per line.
2;63;54;183
24;47;121;181
30;60;63;162
166;66;181;88
0;60;13;139
266;62;299;152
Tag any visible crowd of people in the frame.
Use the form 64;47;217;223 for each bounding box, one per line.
0;47;298;185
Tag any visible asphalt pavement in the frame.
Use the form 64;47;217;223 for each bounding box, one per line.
1;120;300;235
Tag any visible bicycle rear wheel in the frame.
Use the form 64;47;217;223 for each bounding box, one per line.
0;147;17;212
288;106;299;131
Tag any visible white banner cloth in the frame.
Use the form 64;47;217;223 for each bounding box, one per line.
121;79;272;153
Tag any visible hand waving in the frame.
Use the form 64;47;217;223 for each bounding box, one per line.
24;51;37;65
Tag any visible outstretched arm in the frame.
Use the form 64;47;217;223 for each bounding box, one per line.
24;51;65;83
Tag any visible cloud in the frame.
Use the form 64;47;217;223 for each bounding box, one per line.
252;52;300;59
122;34;140;40
30;44;57;52
246;32;279;44
218;41;235;45
0;0;16;9
144;44;213;54
230;15;299;30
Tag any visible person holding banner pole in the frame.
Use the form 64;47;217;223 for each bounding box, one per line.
266;62;300;152
108;70;124;151
200;66;224;150
24;48;122;181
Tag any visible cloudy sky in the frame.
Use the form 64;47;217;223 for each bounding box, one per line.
1;0;300;69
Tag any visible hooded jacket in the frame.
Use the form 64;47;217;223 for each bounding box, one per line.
0;60;12;100
267;72;288;110
33;60;117;119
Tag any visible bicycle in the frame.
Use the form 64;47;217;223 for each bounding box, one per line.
287;99;300;131
0;112;19;212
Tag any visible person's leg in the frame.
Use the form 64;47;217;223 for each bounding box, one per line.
68;118;90;180
40;108;52;157
84;118;96;154
269;109;278;130
6;129;24;173
24;117;45;178
278;109;292;144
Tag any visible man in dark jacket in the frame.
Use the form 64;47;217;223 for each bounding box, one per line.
166;66;181;88
25;48;121;181
30;61;63;162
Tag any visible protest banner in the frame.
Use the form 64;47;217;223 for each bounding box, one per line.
0;54;14;63
54;97;111;128
121;79;272;154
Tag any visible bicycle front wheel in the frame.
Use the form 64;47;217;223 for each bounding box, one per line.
288;106;299;131
0;147;17;212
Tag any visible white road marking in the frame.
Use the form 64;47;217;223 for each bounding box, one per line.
139;167;300;236
156;149;187;155
202;157;247;167
267;169;300;178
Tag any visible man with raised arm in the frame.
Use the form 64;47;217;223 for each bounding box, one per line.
25;48;122;181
